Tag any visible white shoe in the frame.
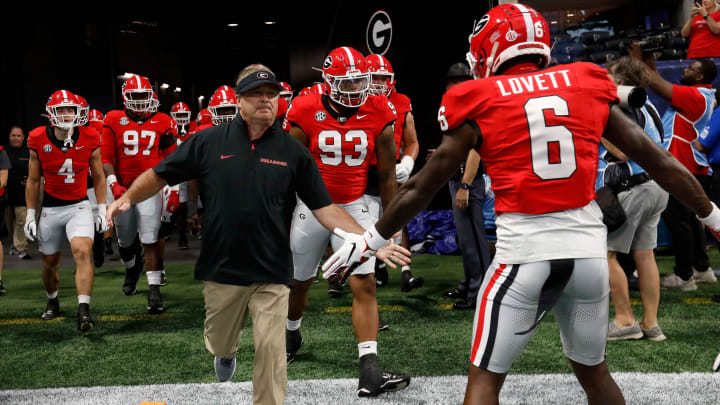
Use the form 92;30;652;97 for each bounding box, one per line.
693;267;718;284
713;352;720;372
660;274;697;291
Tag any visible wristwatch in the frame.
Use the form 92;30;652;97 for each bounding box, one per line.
460;182;470;190
705;14;711;20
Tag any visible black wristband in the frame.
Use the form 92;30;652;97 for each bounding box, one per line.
460;182;470;190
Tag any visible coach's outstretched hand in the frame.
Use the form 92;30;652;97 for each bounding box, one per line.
106;198;132;228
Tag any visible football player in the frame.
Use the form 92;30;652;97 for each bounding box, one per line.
101;75;177;313
279;81;294;104
322;4;720;404
26;90;108;332
88;109;115;257
165;101;194;250
365;54;422;292
207;86;239;126
283;46;410;397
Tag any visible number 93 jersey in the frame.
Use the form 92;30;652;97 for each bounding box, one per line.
285;93;396;204
439;62;618;215
101;110;178;187
28;126;100;200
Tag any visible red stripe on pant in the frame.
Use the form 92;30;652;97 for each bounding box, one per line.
470;263;506;364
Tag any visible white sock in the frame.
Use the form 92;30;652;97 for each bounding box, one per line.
287;318;302;331
401;265;411;272
47;290;58;299
78;295;91;305
358;341;378;358
146;271;162;286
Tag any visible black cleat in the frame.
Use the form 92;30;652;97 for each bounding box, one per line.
400;270;424;293
0;280;6;296
452;297;477;310
378;317;389;332
122;265;142;296
328;279;344;298
147;285;165;314
77;303;94;332
443;288;467;299
178;233;189;250
41;298;60;320
286;328;303;365
357;354;410;397
375;264;388;287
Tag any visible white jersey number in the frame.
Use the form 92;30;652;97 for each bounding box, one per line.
58;158;75;184
123;130;157;156
525;95;577;180
318;130;369;167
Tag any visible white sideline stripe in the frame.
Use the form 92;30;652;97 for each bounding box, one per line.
1;373;719;405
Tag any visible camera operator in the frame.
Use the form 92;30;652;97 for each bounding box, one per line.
682;0;720;59
631;43;718;291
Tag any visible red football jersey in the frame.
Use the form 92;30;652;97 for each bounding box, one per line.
368;91;410;164
101;110;177;187
277;97;289;119
286;94;396;203
88;120;104;135
28;126;100;201
440;62;618;215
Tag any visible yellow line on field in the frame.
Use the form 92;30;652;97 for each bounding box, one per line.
0;317;66;325
440;303;454;310
681;297;713;304
630;299;642;305
0;313;172;326
325;305;405;313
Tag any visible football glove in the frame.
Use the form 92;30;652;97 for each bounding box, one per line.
95;204;108;233
166;189;180;213
699;202;720;242
107;175;128;200
322;225;389;283
24;209;37;241
395;155;415;184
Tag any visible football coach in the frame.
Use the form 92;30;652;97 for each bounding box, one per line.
106;64;409;405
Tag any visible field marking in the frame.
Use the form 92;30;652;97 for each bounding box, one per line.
0;313;172;326
681;297;714;304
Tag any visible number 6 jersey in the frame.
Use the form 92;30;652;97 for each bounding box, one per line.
285;93;396;204
28;126;100;202
101;110;177;187
440;62;618;215
439;62;618;264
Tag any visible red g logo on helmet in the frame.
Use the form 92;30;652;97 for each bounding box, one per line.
322;47;370;108
466;3;550;79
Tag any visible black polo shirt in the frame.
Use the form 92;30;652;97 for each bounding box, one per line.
153;117;332;286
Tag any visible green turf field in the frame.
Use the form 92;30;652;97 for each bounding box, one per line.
1;250;719;390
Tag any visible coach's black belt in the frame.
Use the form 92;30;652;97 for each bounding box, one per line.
617;172;650;193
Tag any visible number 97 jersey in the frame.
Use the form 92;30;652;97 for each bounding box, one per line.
101;110;177;187
439;62;618;215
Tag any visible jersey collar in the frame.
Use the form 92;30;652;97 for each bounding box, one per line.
321;95;360;124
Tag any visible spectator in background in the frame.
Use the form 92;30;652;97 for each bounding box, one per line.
696;101;720;254
600;57;669;341
631;44;718;290
0;141;12;295
682;0;720;59
4;126;30;260
441;62;491;311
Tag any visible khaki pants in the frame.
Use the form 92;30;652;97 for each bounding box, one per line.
203;281;289;405
5;205;28;251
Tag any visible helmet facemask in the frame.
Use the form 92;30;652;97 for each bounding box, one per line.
324;72;370;108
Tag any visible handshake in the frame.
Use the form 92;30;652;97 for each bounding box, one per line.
321;225;411;284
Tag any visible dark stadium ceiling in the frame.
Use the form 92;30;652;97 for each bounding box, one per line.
527;0;630;9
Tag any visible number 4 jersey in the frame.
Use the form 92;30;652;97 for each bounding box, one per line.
285;93;396;204
28;126;100;202
101;110;177;187
440;62;618;215
439;62;618;264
